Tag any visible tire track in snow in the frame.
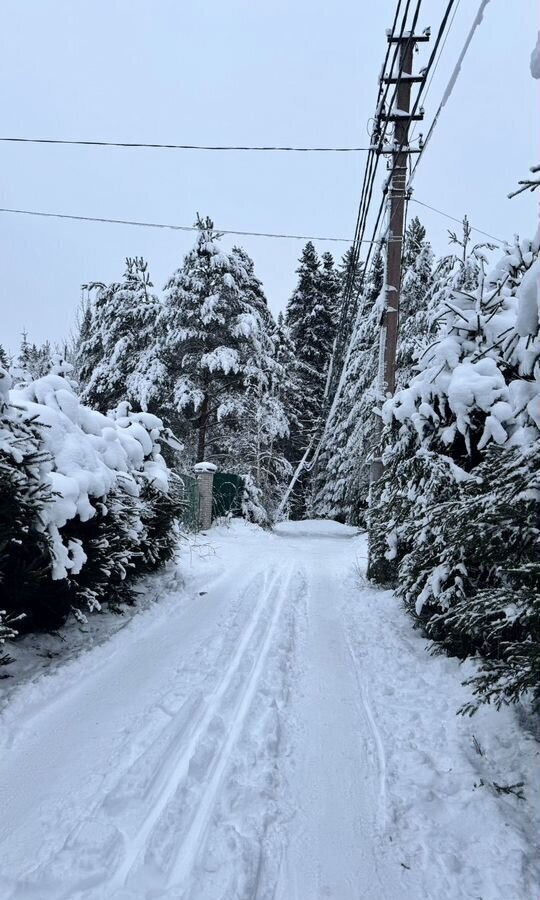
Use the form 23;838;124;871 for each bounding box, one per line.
164;564;297;895
107;564;293;896
343;624;388;832
5;565;280;900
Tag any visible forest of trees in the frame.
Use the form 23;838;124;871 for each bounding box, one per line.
1;202;538;713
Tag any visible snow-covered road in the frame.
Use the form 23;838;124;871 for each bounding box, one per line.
0;520;538;900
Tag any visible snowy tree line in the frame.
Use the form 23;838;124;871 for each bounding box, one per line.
0;217;344;645
313;208;539;713
1;195;538;713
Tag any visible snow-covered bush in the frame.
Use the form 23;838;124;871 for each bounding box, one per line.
240;472;268;525
0;367;67;633
0;371;181;635
368;231;540;709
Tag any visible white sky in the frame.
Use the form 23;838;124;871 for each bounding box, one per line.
1;0;539;354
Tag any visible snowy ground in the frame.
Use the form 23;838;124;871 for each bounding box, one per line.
0;519;539;900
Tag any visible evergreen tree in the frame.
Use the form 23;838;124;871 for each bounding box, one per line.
284;242;337;514
79;258;164;414
0;346;10;369
402;216;426;269
310;244;384;522
162;217;280;471
319;251;342;321
396;220;435;389
367;226;540;709
226;247;291;514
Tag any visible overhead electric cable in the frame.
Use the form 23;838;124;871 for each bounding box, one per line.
410;198;503;242
314;0;457;479
278;0;419;515
409;0;461;142
0;137;372;153
336;0;420;342
359;0;457;290
0;205;402;244
408;0;493;189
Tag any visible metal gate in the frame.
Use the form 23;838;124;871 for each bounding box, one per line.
212;473;244;519
175;473;200;531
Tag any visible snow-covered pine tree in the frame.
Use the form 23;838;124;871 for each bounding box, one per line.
338;246;364;299
162;217;281;479
79;257;164;414
284;243;338;514
319;251;342;323
396;219;435;389
0;368;70;633
402;216;426;269
368;222;540;709
368;220;485;581
226;247;291;518
10;333;53;386
310;245;384;522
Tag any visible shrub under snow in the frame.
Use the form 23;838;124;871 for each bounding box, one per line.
0;366;181;639
368;234;540;711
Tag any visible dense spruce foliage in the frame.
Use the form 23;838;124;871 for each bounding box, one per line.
367;225;540;711
3;199;539;715
0;362;181;642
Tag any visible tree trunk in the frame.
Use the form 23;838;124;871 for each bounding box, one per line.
197;393;209;462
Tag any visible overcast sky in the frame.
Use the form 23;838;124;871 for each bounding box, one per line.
1;0;538;354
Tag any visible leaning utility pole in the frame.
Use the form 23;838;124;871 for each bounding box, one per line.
370;28;428;483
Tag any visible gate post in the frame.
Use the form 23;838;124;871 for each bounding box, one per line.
193;462;217;530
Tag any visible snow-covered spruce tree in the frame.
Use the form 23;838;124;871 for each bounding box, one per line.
0;368;71;633
271;313;302;516
1;365;181;634
368;219;484;581
10;333;53;387
368;227;540;708
396;219;435;389
162;216;286;515
79;258;164;414
228;250;291;519
310;245;384;522
284;243;338;515
402;215;426;269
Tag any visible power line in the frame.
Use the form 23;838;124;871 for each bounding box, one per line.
0;137;372;153
3;201;496;245
408;0;493;189
318;0;457;472
334;0;419;360
410;197;503;242
360;0;458;288
0;205;401;244
410;0;461;142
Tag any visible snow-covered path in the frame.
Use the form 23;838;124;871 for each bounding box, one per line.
0;521;538;900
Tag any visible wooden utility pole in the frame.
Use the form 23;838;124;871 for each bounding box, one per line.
383;34;420;395
370;29;427;484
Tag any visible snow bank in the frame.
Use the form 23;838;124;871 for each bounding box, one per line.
273;518;360;538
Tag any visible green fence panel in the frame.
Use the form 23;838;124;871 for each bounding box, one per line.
212;473;244;519
176;473;200;531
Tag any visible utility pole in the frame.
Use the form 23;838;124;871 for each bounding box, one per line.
367;27;428;582
370;28;428;484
